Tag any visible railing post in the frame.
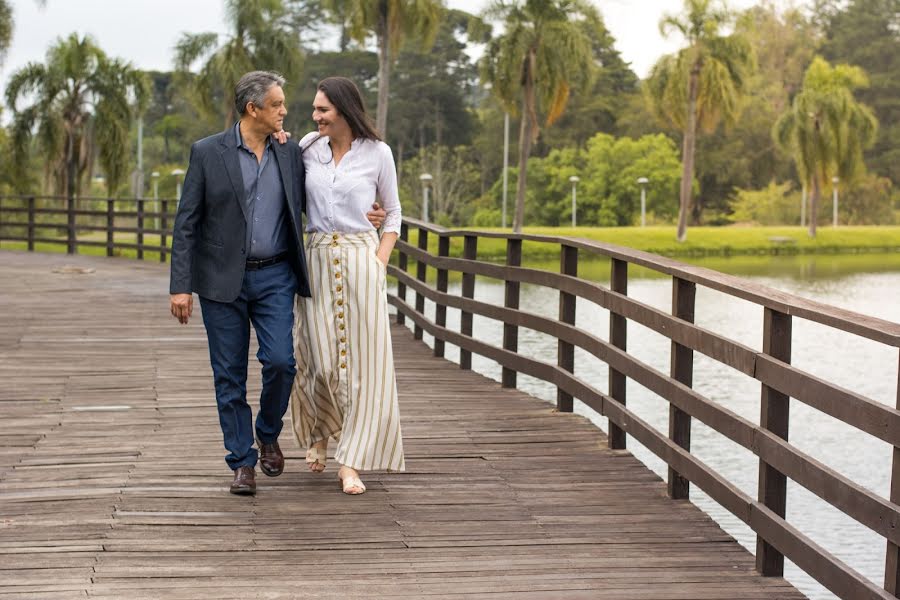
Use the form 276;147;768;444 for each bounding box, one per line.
434;235;450;358
414;227;428;341
160;199;169;263
668;277;696;499
885;351;900;596
756;307;792;576
27;196;35;252
557;244;578;412
66;192;76;254
106;200;115;257
608;258;628;449
502;238;522;388
136;198;145;260
396;223;409;326
460;235;478;370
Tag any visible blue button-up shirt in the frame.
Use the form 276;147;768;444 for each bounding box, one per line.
234;123;289;259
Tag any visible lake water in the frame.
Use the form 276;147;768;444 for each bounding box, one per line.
390;252;900;600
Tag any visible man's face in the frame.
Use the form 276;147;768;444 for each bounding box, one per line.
248;85;287;134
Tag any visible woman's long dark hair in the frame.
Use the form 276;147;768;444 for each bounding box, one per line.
317;76;381;142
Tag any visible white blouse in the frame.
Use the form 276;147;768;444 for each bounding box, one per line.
299;132;402;235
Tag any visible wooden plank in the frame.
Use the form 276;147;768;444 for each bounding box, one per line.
0;250;804;600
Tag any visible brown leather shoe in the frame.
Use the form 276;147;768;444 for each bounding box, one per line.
258;440;284;477
230;466;256;495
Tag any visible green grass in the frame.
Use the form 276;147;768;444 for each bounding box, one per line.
410;225;900;261
5;226;900;265
0;233;169;262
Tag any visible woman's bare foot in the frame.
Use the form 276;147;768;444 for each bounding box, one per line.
338;465;366;495
305;440;327;473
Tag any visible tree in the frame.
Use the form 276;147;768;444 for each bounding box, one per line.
174;0;302;130
819;0;900;186
290;50;378;128
646;0;753;241
691;2;818;223
5;34;149;197
535;8;638;150
388;9;479;162
479;0;594;232
477;132;682;227
398;145;481;226
0;1;11;67
773;56;878;237
329;0;443;139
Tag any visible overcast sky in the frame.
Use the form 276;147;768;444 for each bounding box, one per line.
0;0;761;106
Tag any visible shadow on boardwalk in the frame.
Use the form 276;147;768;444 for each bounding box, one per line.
0;250;804;599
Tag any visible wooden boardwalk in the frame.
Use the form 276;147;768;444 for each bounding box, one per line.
0;250;805;599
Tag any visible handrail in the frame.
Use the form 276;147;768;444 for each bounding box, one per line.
391;218;900;600
0;194;175;262
401;217;900;346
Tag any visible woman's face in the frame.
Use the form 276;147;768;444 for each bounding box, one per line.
312;90;350;138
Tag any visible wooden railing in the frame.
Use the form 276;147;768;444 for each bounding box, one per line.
0;195;175;261
389;217;900;600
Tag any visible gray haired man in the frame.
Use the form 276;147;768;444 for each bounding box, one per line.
169;71;384;494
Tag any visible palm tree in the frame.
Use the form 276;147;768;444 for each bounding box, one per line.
328;0;442;139
479;0;594;232
646;0;753;241
773;56;877;237
174;0;302;130
5;33;149;198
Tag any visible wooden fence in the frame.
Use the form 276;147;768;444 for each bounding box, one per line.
389;217;900;600
0;194;175;260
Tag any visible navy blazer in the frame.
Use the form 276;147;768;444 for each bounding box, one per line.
169;127;312;302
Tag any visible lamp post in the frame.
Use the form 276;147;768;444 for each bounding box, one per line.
502;112;510;228
419;173;433;222
801;183;807;227
172;168;185;204
637;177;649;227
568;175;580;227
151;171;160;230
832;176;839;227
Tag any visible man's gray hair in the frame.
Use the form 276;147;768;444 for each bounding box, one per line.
234;71;286;116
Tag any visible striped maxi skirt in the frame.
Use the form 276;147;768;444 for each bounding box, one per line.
290;230;405;472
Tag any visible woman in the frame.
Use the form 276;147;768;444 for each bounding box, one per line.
290;77;404;495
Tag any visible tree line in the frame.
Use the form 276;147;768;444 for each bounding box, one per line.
1;0;897;239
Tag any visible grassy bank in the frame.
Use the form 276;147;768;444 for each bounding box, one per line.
4;226;900;263
428;225;900;260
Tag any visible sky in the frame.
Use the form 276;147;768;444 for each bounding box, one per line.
0;0;761;106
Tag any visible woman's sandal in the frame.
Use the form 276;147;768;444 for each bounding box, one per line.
340;472;366;495
305;447;327;473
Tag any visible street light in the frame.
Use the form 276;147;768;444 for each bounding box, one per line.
172;168;185;203
419;173;433;222
801;184;807;227
151;171;160;230
502;112;510;229
568;175;580;228
637;177;649;227
832;176;840;227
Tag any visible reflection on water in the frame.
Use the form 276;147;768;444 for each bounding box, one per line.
389;253;900;600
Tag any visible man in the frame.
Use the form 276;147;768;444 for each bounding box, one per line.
169;71;384;494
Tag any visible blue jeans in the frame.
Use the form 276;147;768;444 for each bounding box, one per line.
199;261;297;470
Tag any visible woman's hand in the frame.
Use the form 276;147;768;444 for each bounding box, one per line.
272;130;292;145
375;231;398;267
366;202;386;228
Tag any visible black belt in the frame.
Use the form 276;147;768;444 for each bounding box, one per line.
245;252;288;271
